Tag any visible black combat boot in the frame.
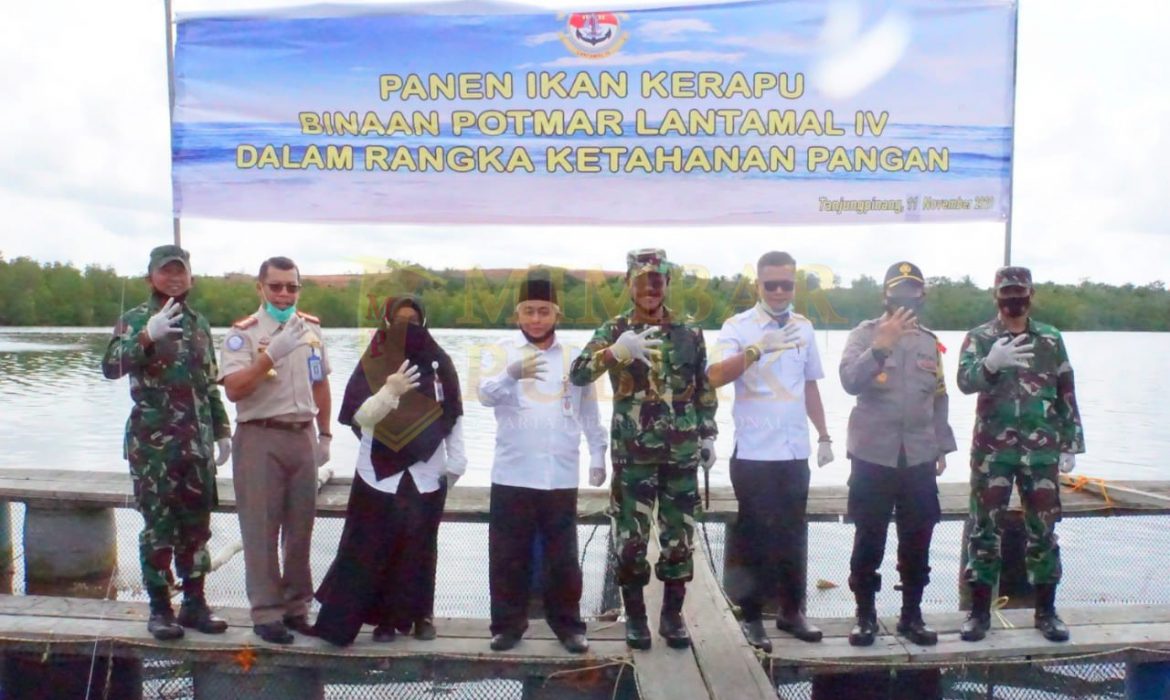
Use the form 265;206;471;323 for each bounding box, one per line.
777;582;822;642
960;583;992;642
848;589;878;647
622;585;652;650
147;586;184;641
896;583;937;646
659;581;691;649
1034;584;1070;642
177;576;228;634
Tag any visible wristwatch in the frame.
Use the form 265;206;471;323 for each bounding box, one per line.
745;345;762;365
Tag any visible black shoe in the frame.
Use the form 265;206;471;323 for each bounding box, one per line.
740;619;773;653
625;617;652;650
777;610;823;643
848;611;878;647
148;610;185;641
959;612;991;642
253;620;294;645
659;611;691;649
413;618;437;641
177;599;228;634
896;612;938;646
490;632;521;651
283;614;315;636
372;625;396;643
1035;613;1070;642
559;633;590;654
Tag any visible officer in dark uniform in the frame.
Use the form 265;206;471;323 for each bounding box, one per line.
838;262;957;647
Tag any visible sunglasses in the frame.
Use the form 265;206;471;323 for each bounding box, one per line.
761;280;795;292
265;283;302;293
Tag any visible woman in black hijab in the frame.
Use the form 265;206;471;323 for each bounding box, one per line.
313;295;466;646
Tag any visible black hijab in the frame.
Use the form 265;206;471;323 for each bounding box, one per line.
338;296;462;480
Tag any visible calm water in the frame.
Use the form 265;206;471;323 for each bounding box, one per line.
1;327;1168;618
1;327;1167;486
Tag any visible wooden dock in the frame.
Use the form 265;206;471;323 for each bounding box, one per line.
1;469;1169;698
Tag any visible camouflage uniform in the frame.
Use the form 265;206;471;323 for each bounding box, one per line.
101;296;230;592
957;316;1085;586
569;308;718;585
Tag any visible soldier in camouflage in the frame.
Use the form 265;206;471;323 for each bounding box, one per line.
101;245;232;640
956;266;1085;643
569;248;718;650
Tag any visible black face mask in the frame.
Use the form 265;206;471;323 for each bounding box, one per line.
998;297;1031;318
885;296;923;315
521;327;555;345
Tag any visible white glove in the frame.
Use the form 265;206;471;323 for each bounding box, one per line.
265;315;310;362
750;324;803;356
1058;452;1076;474
506;353;548;381
610;328;662;366
444;471;462;488
315;434;331;467
699;438;716;472
214;438;231;467
984;334;1034;373
145;298;183;341
383;360;421;397
588;467;606;487
816;438;834;467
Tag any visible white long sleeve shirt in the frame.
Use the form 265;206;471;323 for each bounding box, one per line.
478;332;607;490
355;416;467;494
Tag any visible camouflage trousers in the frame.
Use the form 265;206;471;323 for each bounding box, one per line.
610;461;701;587
965;459;1062;587
129;456;216;590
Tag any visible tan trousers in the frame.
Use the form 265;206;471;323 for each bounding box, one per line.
232;423;318;625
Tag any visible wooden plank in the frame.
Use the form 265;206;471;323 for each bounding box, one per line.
0;595;628;641
1;470;1168;521
685;534;777;700
632;531;711;700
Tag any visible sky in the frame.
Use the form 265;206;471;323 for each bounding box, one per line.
1;0;1167;287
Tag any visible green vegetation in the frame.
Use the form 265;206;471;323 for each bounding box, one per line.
1;255;1167;331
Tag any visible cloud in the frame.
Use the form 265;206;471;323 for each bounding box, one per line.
635;18;715;42
539;49;745;68
713;31;819;55
523;31;561;46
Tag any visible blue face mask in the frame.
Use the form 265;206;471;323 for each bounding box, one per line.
265;302;296;324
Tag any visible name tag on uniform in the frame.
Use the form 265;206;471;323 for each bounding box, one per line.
432;361;444;401
307;350;324;383
561;377;573;417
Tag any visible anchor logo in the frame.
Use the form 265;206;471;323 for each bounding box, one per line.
560;12;628;58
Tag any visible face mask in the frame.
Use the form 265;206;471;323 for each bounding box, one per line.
265;301;296;324
998;297;1030;318
885;296;924;315
757;300;793;322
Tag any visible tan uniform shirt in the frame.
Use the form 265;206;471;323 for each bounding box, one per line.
218;307;332;422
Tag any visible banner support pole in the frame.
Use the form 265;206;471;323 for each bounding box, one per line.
164;0;181;247
1004;0;1020;266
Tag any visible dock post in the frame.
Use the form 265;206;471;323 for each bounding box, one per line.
22;503;118;597
194;662;323;699
0;500;12;594
4;503;137;699
1126;660;1170;700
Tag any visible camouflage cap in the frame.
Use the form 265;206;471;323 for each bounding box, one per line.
884;261;924;290
626;248;672;277
994;266;1033;290
148;244;190;273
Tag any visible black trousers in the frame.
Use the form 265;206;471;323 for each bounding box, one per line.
847;458;940;602
726;455;810;621
489;484;585;638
